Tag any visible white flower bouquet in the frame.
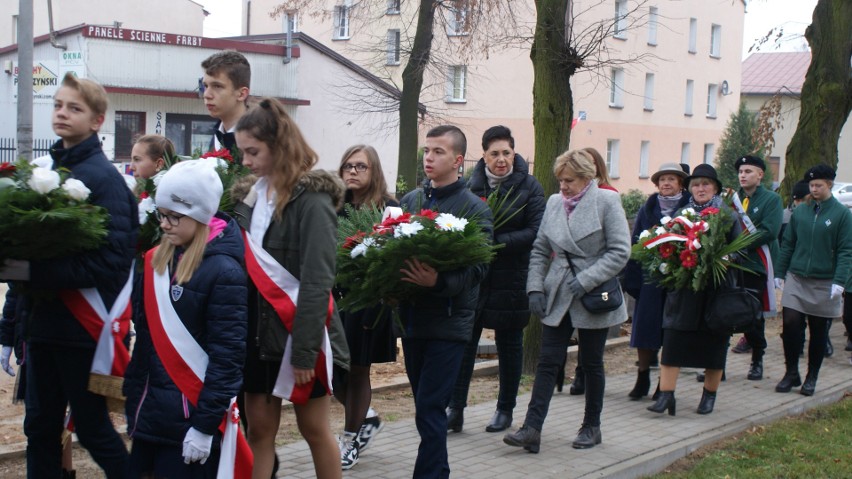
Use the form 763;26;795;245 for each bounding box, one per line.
336;207;495;312
0;160;109;262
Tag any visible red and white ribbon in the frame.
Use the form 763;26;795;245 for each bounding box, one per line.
642;217;708;252
241;229;334;404
59;264;134;376
144;249;253;478
731;192;776;315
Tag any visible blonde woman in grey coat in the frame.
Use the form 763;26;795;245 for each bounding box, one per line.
503;149;630;452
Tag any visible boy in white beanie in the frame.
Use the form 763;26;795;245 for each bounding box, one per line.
123;160;251;478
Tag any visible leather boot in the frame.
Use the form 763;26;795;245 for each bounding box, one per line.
628;369;651;400
775;370;802;393
569;371;585;396
572;424;602;449
800;372;818;396
446;407;464;433
696;388;717;414
503;425;541;453
485;409;512;432
651;382;660;401
747;360;763;380
647;391;676;416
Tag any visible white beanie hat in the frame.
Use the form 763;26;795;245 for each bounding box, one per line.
155;160;223;225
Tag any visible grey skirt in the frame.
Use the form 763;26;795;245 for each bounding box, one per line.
781;273;843;318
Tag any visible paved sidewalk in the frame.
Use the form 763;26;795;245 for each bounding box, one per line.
277;326;852;478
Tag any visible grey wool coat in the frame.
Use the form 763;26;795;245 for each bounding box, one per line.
527;182;631;329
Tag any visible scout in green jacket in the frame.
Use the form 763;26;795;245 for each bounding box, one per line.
774;164;852;397
731;155;783;381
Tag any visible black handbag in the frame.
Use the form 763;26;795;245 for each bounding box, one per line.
565;253;624;314
704;269;762;335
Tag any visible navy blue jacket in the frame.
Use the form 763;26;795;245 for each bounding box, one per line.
124;214;247;444
25;134;138;346
467;154;545;330
399;179;493;342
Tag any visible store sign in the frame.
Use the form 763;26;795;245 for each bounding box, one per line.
84;26;204;47
11;51;86;103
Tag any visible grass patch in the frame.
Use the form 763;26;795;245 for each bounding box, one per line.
650;395;852;478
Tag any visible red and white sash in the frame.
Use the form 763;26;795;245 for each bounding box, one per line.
732;192;776;316
143;250;253;478
241;229;334;404
59;264;134;376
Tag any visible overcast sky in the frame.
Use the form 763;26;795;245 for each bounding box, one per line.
199;0;820;58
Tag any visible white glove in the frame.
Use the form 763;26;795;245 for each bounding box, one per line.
0;260;30;281
0;346;14;377
774;278;784;290
831;284;844;299
182;427;213;464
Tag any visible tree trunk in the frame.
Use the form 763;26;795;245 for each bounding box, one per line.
397;1;436;195
782;0;852;196
524;0;575;374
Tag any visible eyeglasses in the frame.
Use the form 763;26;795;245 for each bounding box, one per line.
342;163;369;173
155;210;185;227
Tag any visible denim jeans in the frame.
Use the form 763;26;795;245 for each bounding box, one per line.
449;319;523;412
402;338;465;479
524;315;609;431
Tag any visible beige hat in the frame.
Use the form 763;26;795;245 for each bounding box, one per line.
651;163;689;185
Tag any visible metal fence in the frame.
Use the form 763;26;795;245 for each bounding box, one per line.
0;138;54;163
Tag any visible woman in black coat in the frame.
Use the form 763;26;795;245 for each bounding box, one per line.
447;126;545;433
623;164;689;399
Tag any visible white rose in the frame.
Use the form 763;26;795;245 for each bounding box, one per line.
395;221;425;238
138;197;156;225
659;263;669;274
655;226;666;235
27;167;61;194
639;230;651;239
435;213;468;232
660;216;671;225
61;178;91;201
350;243;368;258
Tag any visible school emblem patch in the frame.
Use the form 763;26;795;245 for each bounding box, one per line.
171;284;184;302
826;219;832;227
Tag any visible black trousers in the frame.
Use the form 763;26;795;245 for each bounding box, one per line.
25;342;128;478
524;315;609;431
743;272;768;360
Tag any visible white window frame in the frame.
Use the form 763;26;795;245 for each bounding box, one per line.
333;5;351;40
606;139;621;178
386;0;401;15
614;0;628;39
644;73;655;111
647;6;658;46
680;142;691;166
609;68;625;108
386;29;401;65
447;1;470;36
639;141;651;178
684;79;694;116
710;23;722;58
707;83;718;118
688;18;697;53
447;65;467;102
703;143;715;164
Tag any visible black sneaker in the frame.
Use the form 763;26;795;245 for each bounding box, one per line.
357;415;384;452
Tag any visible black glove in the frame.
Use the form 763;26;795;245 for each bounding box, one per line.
529;292;547;318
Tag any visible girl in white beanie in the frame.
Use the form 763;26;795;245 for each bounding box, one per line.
124;160;251;478
232;98;349;479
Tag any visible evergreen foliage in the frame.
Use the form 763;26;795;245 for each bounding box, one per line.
715;102;774;190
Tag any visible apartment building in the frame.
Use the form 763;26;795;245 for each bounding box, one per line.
241;0;745;193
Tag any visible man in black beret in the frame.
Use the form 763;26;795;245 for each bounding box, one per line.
730;154;783;381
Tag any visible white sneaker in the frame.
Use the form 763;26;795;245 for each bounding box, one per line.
357;415;384;452
340;438;360;470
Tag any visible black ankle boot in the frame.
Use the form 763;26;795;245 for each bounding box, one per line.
775;371;802;393
569;371;585;396
572;424;602;449
651;382;660;401
800;372;818;396
485;409;513;432
647;391;676;416
696;388;717;414
747;360;764;381
446;407;464;432
503;425;541;453
628;369;651;400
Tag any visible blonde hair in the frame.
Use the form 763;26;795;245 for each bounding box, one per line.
60;72;108;117
151;221;210;285
554;149;597;180
235;97;318;218
583;147;612;187
337;145;392;208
